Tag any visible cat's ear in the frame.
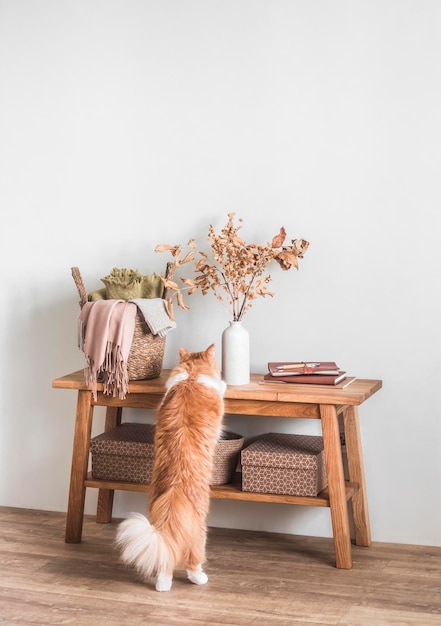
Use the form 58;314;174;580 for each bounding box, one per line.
206;344;216;359
179;347;190;360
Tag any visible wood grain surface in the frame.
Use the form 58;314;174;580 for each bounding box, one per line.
1;507;440;626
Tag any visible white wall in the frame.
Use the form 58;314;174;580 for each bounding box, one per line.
1;0;440;547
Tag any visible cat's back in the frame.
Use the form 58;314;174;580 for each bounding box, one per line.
150;378;221;503
159;369;224;433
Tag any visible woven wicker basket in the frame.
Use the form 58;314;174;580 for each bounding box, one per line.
72;265;174;381
90;424;244;486
211;430;245;485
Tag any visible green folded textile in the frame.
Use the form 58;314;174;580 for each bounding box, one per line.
141;273;164;299
101;268;144;300
90;268;165;301
88;288;107;301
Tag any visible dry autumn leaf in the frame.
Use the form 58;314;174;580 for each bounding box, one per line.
271;227;286;249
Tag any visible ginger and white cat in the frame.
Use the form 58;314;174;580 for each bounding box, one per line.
116;344;226;592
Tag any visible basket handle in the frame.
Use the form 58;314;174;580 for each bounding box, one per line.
162;261;175;300
71;267;88;308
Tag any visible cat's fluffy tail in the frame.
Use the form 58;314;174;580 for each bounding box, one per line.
115;513;173;581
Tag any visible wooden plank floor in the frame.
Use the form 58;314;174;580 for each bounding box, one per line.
1;507;440;626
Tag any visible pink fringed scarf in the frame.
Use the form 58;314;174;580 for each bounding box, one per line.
78;300;137;400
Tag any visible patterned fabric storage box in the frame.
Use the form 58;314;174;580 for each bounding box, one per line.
90;423;244;486
241;433;327;497
91;423;155;484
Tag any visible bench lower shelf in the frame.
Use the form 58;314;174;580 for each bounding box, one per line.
85;472;359;508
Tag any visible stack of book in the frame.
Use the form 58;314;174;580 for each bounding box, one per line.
262;361;347;386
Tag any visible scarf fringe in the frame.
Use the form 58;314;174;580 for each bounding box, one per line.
79;310;132;401
82;340;129;401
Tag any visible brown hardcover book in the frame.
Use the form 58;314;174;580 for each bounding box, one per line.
262;371;348;386
268;361;340;377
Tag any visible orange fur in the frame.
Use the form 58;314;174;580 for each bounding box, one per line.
116;344;225;591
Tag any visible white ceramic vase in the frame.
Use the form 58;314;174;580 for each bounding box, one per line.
221;321;250;386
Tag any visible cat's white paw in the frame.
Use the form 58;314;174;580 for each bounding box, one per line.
156;574;173;592
187;568;208;585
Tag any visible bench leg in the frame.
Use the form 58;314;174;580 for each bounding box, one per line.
95;407;122;524
343;405;371;547
65;391;93;543
320;403;352;569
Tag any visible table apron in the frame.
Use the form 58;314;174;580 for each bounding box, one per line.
93;394;163;409
91;394;348;420
219;400;345;419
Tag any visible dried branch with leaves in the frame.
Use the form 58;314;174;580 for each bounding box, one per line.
155;213;309;322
